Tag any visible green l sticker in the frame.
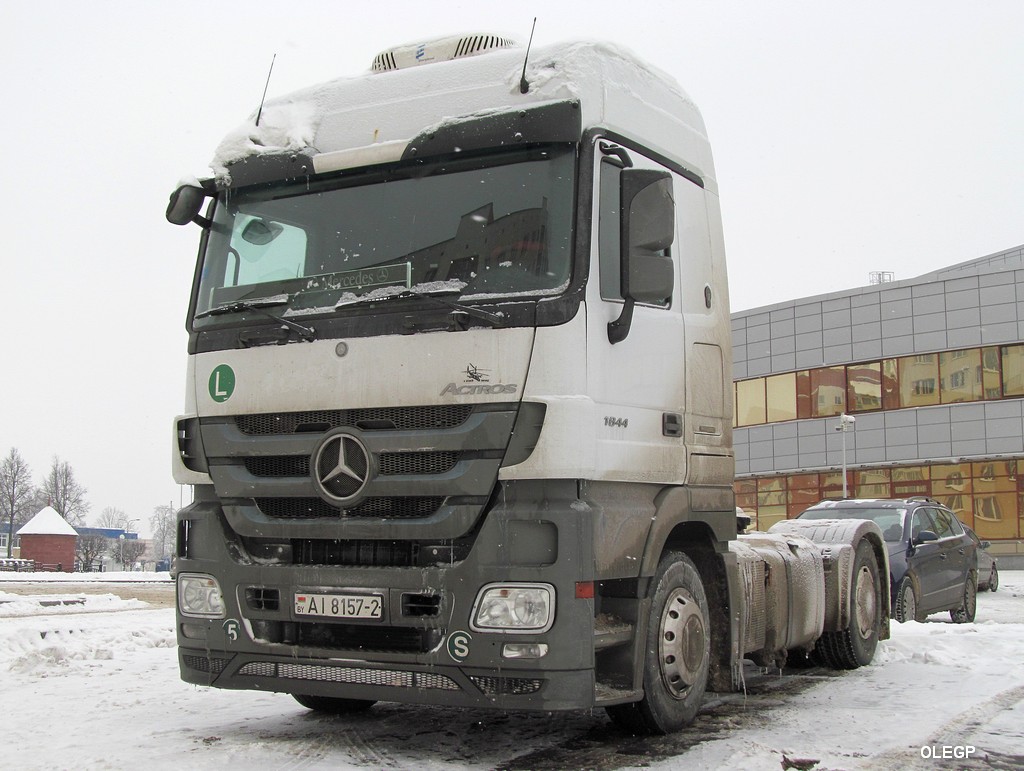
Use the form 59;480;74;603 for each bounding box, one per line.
209;365;235;403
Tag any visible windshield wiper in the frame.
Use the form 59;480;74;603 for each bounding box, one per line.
338;288;506;327
196;298;316;342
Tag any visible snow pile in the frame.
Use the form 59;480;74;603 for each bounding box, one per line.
0;591;149;618
0;605;174;676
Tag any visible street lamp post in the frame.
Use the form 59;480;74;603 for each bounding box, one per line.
836;413;856;498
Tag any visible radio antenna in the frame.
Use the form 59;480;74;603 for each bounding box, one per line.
519;18;537;94
255;53;277;127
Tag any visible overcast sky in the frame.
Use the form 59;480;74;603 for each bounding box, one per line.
2;1;1021;535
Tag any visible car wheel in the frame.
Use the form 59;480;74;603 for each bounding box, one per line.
989;565;999;593
813;540;881;669
894;577;919;623
293;694;377;713
950;574;977;624
606;551;710;735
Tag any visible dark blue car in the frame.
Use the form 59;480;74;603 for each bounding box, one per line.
797;497;978;624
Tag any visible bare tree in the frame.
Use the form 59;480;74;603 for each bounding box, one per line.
116;537;147;569
149;504;176;562
0;448;35;557
96;506;131;530
40;457;90;527
75;533;110;572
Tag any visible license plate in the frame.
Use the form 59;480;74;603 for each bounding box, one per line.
294;592;384;620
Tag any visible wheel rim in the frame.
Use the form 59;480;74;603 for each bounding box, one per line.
854;565;877;639
658;587;707;699
902;584;916;621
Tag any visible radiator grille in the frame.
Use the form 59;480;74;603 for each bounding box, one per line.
256;496;445;520
236;405;472;435
245;452;460;479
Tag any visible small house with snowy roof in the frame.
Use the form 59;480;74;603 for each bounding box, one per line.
17;506;78;571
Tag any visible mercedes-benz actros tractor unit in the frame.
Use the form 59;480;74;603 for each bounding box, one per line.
168;35;888;734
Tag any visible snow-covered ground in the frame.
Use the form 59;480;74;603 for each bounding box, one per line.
1;572;1021;770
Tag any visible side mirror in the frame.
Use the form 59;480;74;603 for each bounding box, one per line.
912;530;939;546
608;169;675;344
166;184;209;226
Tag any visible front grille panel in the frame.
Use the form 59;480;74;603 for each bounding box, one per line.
236;661;460;690
183;655;229;674
255;496;446;520
236;405;473;436
379;451;460;476
469;676;544;696
245;452;460;479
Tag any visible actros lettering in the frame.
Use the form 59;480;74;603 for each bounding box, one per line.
440;383;518;396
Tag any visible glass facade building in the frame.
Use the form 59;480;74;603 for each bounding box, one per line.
732;245;1024;563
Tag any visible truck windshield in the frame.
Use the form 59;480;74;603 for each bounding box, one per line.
193;146;575;323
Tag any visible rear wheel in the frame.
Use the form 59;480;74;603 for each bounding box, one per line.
606;551;710;735
893;577;919;623
293;694;377;714
950;574;977;623
814;540;881;669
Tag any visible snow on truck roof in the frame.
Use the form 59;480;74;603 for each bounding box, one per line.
210;39;715;190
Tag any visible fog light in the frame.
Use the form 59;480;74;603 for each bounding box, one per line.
471;583;554;633
503;643;549;659
178;573;226;618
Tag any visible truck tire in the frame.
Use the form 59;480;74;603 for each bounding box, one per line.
814;540;881;670
893;576;919;623
293;694;376;714
950;574;977;623
606;551;710;735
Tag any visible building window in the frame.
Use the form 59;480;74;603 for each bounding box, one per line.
809;366;846;417
766;372;797;423
912;379;936;395
736;378;767;426
1002;345;1024;396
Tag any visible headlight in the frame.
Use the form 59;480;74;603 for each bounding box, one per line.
471;583;554;633
177;573;226;618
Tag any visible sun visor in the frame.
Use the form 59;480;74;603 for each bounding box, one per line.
402;99;582;161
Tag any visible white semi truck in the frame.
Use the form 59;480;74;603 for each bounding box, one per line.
168;35;889;734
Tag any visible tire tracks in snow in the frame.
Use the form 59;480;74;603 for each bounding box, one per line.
867;685;1024;770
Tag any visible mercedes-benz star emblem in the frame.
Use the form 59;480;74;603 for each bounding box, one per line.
312;432;371;504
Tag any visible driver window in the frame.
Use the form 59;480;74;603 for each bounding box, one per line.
911;509;936;540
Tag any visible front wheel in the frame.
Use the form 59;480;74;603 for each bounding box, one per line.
950;574;977;623
989;565;999;592
606;551;710;735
